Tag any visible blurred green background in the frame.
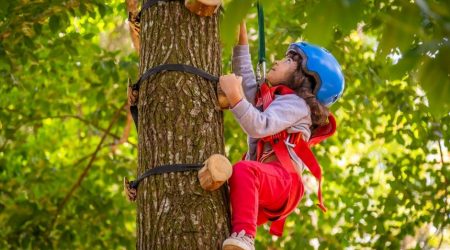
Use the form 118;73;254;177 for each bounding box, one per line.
0;0;449;249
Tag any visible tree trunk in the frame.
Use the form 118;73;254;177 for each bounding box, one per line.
137;2;230;249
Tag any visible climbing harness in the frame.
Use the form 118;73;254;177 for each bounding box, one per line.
254;83;336;236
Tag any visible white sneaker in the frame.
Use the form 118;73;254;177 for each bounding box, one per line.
222;230;255;250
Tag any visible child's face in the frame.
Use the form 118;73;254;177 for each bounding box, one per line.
266;56;299;85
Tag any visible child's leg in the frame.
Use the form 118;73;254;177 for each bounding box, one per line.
228;160;292;237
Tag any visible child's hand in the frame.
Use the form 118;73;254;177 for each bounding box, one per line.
219;73;244;107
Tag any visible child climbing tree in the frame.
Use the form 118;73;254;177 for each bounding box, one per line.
126;0;230;248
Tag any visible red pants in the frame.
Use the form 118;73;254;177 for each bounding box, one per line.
228;160;302;237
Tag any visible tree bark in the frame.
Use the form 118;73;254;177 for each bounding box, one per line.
137;2;230;249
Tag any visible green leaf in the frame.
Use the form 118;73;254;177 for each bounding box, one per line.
97;3;107;17
418;46;450;117
303;0;338;46
49;15;61;33
389;47;420;80
377;3;421;57
33;23;42;36
220;0;253;50
83;33;95;40
0;0;10;18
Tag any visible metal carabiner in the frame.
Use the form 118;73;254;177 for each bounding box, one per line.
256;61;266;86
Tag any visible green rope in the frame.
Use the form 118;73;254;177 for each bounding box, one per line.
257;0;266;64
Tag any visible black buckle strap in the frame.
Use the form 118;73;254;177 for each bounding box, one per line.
129;63;219;130
129;163;203;189
132;63;219;91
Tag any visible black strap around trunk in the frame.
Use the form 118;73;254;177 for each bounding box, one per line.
131;63;219;91
130;163;203;189
130;63;219;130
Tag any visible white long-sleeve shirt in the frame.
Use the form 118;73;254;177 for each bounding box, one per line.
230;45;312;174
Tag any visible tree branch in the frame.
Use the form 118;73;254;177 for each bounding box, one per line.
37;114;136;148
111;108;133;152
49;102;127;231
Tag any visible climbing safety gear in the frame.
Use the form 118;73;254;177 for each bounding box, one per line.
287;42;345;106
253;83;336;236
129;64;219;130
124;0;229;199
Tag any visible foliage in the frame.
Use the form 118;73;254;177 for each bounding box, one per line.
1;0;449;249
1;1;137;248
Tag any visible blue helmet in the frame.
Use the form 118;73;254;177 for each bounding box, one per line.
287;42;345;106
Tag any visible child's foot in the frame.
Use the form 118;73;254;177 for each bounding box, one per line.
198;154;232;191
222;230;255;250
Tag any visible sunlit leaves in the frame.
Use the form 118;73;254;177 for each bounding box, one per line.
220;0;253;50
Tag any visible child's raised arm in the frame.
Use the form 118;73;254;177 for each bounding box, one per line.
232;21;257;105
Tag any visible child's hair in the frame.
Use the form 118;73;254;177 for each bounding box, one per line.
286;51;329;129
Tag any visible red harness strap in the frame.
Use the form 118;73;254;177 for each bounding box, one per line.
259;131;304;236
255;83;336;235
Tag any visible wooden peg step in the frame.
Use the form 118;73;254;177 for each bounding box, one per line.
185;0;221;17
217;84;229;109
198;154;232;191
